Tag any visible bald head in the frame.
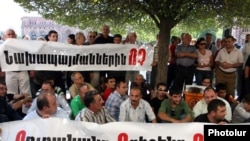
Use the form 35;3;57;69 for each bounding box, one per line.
4;29;16;40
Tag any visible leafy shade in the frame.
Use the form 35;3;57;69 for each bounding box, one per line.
14;0;250;84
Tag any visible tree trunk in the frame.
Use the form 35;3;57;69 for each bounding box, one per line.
155;18;175;89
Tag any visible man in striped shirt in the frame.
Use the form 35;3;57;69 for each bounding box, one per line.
75;90;115;124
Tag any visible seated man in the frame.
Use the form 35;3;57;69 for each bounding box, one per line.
75;90;115;124
232;94;250;123
158;88;193;123
130;74;153;102
102;76;116;103
150;82;168;122
0;97;22;123
194;99;229;124
23;91;69;120
105;81;128;121
28;80;72;117
193;86;232;122
119;87;156;123
70;84;89;119
69;71;95;99
0;82;32;111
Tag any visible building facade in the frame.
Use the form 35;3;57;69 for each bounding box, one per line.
21;17;86;42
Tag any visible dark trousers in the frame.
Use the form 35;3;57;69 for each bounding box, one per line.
167;64;176;90
173;65;195;91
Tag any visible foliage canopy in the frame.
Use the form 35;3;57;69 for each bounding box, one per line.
15;0;250;84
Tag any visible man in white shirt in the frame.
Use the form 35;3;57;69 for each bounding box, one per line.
193;86;232;122
23;92;69;120
119;87;156;123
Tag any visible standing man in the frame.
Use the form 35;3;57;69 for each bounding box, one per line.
3;29;31;117
94;25;114;44
105;81;128;121
119;87;156;123
215;35;243;98
173;33;197;91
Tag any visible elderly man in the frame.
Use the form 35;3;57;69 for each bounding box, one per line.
193;86;232;122
75;90;115;124
23;91;69;120
69;71;95;99
119;87;156;123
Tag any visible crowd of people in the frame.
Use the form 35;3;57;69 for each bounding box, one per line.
0;25;250;126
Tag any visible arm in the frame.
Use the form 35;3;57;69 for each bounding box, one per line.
57;95;72;117
70;98;80;118
158;111;179;123
145;102;156;123
119;102;127;121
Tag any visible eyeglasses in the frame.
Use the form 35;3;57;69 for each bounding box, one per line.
199;43;206;45
89;36;96;38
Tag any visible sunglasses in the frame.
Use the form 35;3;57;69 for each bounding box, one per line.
199;43;206;45
89;36;96;38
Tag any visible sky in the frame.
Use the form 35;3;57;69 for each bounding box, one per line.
0;0;40;36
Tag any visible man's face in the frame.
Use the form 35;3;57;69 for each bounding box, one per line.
106;78;116;89
130;89;141;105
92;94;104;111
102;26;110;37
76;34;86;45
41;83;54;94
4;29;16;40
114;37;122;44
171;94;182;105
213;106;227;122
87;32;96;44
217;90;227;99
0;84;7;97
48;33;58;42
157;85;167;97
183;34;192;45
202;79;211;87
204;89;217;104
134;75;144;86
74;73;84;85
116;82;128;96
225;38;234;48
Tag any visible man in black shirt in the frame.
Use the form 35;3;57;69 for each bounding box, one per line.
194;99;229;124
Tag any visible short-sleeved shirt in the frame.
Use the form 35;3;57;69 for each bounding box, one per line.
215;47;243;72
119;99;156;122
158;99;193;120
175;44;197;67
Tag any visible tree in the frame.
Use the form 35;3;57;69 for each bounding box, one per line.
15;0;250;87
